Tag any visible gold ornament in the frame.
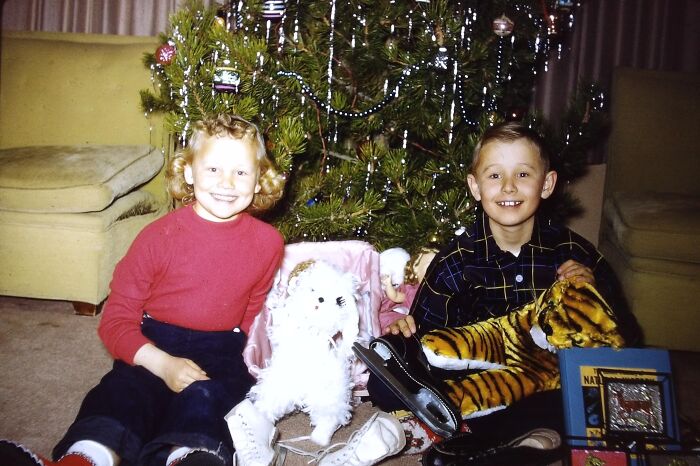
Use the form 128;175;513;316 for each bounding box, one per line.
492;14;515;37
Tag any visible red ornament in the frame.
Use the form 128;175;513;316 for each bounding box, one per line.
492;14;515;37
156;43;176;65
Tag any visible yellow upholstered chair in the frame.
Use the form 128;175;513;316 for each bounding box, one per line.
0;31;169;314
598;67;700;351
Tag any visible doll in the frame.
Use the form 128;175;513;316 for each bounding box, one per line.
378;247;436;332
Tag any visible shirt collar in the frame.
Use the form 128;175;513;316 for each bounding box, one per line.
474;209;559;259
526;215;561;253
474;209;499;261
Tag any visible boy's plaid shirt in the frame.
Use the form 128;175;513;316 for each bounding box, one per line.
411;210;618;335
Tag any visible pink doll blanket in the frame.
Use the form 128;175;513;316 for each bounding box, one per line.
378;282;420;330
242;240;383;390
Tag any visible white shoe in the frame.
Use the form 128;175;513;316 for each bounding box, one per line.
226;399;278;466
317;412;406;466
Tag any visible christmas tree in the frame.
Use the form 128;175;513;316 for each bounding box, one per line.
141;0;606;255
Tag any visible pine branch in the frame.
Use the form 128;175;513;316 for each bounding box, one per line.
140;0;604;251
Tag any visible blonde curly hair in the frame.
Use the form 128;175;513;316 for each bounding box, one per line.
166;114;285;214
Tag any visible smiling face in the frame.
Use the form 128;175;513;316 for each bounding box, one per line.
184;135;261;222
467;138;557;241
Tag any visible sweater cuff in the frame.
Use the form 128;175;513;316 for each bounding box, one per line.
116;335;151;365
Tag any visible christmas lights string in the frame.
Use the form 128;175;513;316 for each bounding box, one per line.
277;48;478;127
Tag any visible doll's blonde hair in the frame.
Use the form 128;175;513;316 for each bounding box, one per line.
166;114;285;213
404;249;437;285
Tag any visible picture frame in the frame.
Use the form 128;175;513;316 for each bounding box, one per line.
598;368;676;442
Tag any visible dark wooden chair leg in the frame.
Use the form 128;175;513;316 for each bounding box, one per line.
72;301;104;316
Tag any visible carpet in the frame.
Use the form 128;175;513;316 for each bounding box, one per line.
0;296;419;465
2;296;698;465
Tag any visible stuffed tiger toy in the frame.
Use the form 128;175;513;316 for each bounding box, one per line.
420;279;625;418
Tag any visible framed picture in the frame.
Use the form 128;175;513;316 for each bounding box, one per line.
598;368;676;442
604;378;665;436
559;348;681;454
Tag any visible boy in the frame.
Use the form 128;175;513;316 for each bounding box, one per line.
362;122;640;460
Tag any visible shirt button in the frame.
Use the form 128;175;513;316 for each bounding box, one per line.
515;274;524;283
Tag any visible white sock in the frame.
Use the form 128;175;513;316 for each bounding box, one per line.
166;446;192;466
66;440;115;466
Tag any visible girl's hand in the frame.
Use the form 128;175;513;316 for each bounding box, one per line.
557;259;595;286
134;343;209;393
160;356;210;393
384;315;417;337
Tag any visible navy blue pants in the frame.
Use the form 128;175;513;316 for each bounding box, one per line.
53;317;255;466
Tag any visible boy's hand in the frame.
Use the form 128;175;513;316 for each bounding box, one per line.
557;259;595;286
134;343;209;393
384;315;417;337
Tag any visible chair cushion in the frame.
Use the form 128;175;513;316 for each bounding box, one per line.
0;189;164;304
603;191;700;264
0;189;160;231
0;145;163;213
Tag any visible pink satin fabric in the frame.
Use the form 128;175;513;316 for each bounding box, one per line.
378;282;420;330
242;240;383;390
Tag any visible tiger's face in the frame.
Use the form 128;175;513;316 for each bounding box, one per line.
533;280;625;350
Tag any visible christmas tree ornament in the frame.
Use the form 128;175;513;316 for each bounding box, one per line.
216;0;241;31
155;42;176;65
432;47;449;70
492;14;514;37
556;0;576;12
262;0;286;21
213;61;241;93
213;16;226;29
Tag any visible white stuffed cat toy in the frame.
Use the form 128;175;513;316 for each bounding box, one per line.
246;259;360;446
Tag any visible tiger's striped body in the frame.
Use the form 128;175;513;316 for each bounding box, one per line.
420;280;625;418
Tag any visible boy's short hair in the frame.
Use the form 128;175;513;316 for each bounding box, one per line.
166;114;285;213
470;122;550;173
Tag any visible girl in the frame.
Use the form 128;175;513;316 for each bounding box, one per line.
0;114;286;466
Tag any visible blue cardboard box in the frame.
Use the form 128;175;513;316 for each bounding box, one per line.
559;347;680;464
